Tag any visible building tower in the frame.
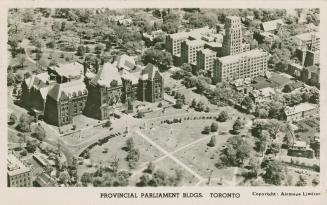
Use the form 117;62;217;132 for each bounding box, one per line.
222;16;242;56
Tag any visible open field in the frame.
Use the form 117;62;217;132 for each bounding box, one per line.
173;134;234;180
77;131;163;179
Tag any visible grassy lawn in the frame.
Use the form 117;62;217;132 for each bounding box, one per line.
143;119;221;152
173;134;234;181
77;131;163;180
251;72;292;90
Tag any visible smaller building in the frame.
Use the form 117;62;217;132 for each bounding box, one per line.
114;54;136;71
35;172;57;187
249;87;276;104
7;154;33;187
284;102;318;122
260;19;284;32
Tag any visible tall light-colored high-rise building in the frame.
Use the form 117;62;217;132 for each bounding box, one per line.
213;49;269;83
222;16;243;56
181;40;205;65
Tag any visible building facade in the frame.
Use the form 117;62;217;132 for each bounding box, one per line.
22;59;164;125
196;48;216;75
7;154;33;187
222;16;243;56
284;103;318;122
181;40;205;65
213;49;269;83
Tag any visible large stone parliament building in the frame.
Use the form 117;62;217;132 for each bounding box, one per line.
21;56;164;126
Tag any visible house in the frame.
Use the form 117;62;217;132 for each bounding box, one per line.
284;102;318;122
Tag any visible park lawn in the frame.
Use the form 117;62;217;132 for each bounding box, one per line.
143;119;218;152
78;131;163;174
173;134;235;181
251;72;292;90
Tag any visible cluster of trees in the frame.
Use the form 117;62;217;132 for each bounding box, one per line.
81;168;130;187
16;113;34;132
136;162;183;186
190;99;210;112
203;122;218;134
219;135;253;167
231;117;245;134
142;48;173;70
217;111;229;122
252;120;283;157
124;137;140;169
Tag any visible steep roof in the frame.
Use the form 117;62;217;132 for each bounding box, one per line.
47;80;87;101
90;62;122;87
140;63;160;81
115;54;135;71
24;72;50;90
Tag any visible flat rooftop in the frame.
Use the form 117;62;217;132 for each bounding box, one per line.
217;49;268;64
7;154;30;176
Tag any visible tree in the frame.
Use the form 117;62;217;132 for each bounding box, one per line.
220;135;253;167
262;160;285;185
217;111;229;122
180;63;192;72
110;79;118;88
16;113;33;132
232;118;243;134
174;98;183;109
8;113;17;125
144;161;155;174
191;98;197;108
210;122;218;132
17;54;26;68
94;44;104;54
203;126;210;134
207;135;216;147
296;175;307;186
142;48;172;70
267;119;284;139
241;96;255;113
76;45;85;56
125;137;135;152
104;119;111;128
195;101;205;112
26;139;38;153
136;111;144;118
32;125;46;142
126;148;140;169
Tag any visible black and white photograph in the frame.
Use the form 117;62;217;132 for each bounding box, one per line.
6;7;321;188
